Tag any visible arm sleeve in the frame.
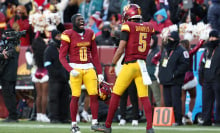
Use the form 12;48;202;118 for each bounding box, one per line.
120;31;129;41
59;38;72;72
91;38;102;75
198;52;205;85
189;40;205;55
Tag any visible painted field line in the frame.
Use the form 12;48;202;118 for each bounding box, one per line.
0;124;220;131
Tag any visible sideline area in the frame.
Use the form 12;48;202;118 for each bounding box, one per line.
0;121;220;133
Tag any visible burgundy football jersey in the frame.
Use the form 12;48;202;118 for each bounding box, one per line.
59;28;102;74
121;21;155;63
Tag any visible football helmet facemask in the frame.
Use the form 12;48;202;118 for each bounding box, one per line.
122;4;142;22
98;81;112;101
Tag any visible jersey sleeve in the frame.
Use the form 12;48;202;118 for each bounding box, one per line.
91;32;102;75
121;23;130;33
59;31;72;72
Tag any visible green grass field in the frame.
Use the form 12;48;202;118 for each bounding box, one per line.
0;120;220;133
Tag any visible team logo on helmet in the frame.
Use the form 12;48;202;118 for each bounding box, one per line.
122;4;142;22
98;81;112;101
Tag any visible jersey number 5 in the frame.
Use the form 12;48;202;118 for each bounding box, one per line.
138;33;147;52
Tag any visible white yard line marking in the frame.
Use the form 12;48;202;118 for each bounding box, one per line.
0;124;220;131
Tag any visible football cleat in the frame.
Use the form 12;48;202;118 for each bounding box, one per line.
146;128;155;133
71;125;81;133
91;123;112;133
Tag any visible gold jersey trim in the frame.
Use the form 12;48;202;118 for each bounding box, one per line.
121;24;130;32
61;34;70;43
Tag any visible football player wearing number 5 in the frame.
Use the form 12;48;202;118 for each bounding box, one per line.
91;4;155;133
59;14;104;133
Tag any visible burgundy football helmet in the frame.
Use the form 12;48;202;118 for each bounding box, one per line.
122;4;142;22
98;81;112;101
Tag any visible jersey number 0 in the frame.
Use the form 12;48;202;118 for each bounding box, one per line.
79;47;87;61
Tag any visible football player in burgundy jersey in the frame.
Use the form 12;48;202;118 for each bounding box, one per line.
91;4;155;133
59;14;104;133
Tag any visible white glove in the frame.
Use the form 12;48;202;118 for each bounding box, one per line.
98;74;104;82
70;69;80;77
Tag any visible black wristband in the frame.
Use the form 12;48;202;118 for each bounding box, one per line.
111;63;116;67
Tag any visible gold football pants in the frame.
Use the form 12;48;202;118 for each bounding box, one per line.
69;68;98;97
113;62;148;97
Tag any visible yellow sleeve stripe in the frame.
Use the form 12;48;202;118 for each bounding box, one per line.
121;24;130;32
92;33;95;40
61;34;70;43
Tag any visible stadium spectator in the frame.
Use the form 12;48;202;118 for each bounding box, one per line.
176;0;208;24
91;4;155;133
149;8;173;33
87;11;102;34
95;21;116;46
130;0;157;22
0;0;18;21
180;39;205;125
78;0;103;23
199;30;220;126
0;12;6;39
0;14;19;123
59;13;104;133
63;0;79;23
44;30;71;123
158;31;190;126
109;13;121;36
147;35;161;107
7;5;32;46
120;0;129;14
48;0;69;23
102;0;110;21
179;8;197;25
31;32;50;123
107;0;121;21
207;0;220;33
168;0;182;24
